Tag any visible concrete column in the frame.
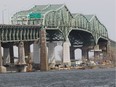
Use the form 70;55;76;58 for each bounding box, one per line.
82;48;89;62
94;45;102;63
105;41;112;60
94;51;100;63
99;43;107;60
101;46;107;60
10;45;14;63
24;42;30;58
24;42;31;64
40;29;48;71
70;46;75;60
47;42;56;64
3;48;10;65
63;39;71;65
18;42;26;64
33;41;40;64
0;42;6;72
55;41;63;64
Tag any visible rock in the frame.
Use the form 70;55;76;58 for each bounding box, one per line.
26;64;32;72
0;66;6;73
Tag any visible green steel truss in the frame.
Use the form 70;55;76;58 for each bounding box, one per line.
11;4;108;44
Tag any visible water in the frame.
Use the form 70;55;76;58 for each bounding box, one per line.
0;68;115;87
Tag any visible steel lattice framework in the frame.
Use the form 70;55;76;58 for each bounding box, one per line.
11;4;108;44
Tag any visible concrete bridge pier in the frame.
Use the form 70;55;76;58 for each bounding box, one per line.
70;46;75;60
18;42;26;64
40;29;48;71
63;38;71;66
47;42;56;68
17;41;26;72
24;42;31;62
9;45;14;64
3;47;10;65
3;43;14;65
55;41;63;64
105;41;112;59
102;50;107;61
94;45;102;63
0;42;6;73
82;48;89;63
100;45;107;61
33;40;40;65
98;42;108;61
24;42;32;72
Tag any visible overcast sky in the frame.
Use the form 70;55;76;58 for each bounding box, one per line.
0;0;116;41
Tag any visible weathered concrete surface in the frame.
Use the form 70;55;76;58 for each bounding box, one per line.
40;29;48;71
0;68;115;87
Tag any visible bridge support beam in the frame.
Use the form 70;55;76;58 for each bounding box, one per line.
17;42;27;72
18;42;26;64
55;41;63;64
33;41;40;64
24;42;31;59
63;39;71;65
94;45;102;63
100;45;107;61
3;48;10;65
82;48;89;63
47;42;56;67
0;42;6;73
70;46;75;60
40;29;48;71
10;45;14;64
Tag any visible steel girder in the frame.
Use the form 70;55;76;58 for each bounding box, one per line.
0;25;41;42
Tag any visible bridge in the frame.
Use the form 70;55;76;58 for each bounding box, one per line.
0;4;115;72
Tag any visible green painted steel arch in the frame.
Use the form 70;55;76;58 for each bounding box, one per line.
11;4;108;42
72;14;90;30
